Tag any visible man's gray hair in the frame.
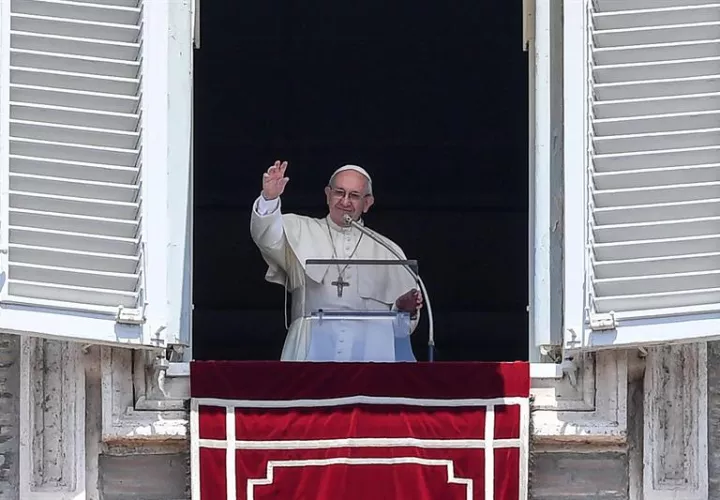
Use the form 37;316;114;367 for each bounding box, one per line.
328;164;373;195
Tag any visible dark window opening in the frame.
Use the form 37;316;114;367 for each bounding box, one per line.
193;0;529;362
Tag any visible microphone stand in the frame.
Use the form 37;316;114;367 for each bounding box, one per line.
343;215;436;362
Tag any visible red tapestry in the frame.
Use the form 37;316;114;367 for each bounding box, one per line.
191;361;530;500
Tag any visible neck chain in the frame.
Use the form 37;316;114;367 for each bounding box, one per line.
325;218;363;297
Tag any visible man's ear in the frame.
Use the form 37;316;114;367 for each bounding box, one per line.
324;186;332;201
363;195;375;213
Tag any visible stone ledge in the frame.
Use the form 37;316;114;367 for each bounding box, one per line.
101;347;188;444
531;351;628;444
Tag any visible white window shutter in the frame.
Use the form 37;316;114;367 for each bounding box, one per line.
564;0;720;350
0;0;193;347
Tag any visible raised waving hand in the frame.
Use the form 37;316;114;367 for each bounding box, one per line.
261;160;289;200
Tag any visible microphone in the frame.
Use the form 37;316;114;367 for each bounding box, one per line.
343;214;436;361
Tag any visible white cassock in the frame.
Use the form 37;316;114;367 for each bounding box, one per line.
250;195;419;361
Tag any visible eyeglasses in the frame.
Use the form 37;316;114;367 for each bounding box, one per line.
329;188;369;202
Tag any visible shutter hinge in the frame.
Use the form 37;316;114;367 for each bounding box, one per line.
115;305;146;325
588;311;617;331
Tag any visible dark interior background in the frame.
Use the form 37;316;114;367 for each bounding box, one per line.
193;0;529;362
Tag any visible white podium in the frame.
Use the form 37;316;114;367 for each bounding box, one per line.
303;259;418;362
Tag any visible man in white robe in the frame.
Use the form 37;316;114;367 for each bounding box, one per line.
250;160;423;361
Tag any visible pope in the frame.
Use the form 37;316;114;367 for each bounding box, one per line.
250;160;423;361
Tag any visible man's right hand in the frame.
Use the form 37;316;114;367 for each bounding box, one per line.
262;160;289;200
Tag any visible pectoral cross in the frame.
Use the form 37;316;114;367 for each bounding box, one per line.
331;276;350;297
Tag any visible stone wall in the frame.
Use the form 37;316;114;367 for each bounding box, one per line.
527;349;639;499
98;453;189;500
1;337;718;499
707;341;720;499
531;450;629;499
91;345;191;499
0;334;19;500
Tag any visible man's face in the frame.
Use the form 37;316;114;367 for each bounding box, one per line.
324;170;375;226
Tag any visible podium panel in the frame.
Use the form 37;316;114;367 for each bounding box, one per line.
306;312;414;362
302;259;420;362
190;362;530;500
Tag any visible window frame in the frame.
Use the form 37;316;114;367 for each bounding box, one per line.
562;0;589;351
165;0;195;351
175;0;565;375
527;0;563;376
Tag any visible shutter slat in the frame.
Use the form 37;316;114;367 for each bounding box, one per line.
595;200;720;225
594;181;720;206
10;85;139;113
594;111;720;135
11;103;139;131
595;129;720;154
10;155;138;184
595;76;720;100
10;192;138;220
595;23;720;47
594;145;720;171
10;120;140;148
7;281;137;307
86;0;140;7
594;164;720;189
11;49;140;78
595;269;720;296
10;138;138;164
11;68;139;96
9;209;138;238
594;58;720;83
10;31;140;60
595;288;720;312
594;40;720;66
11;14;140;42
595;234;720;260
593;5;720;31
595;93;720;118
10;226;138;255
10;244;138;273
12;0;141;25
588;1;720;316
595;216;720;242
9;262;138;291
595;252;720;278
10;174;138;202
596;0;719;12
